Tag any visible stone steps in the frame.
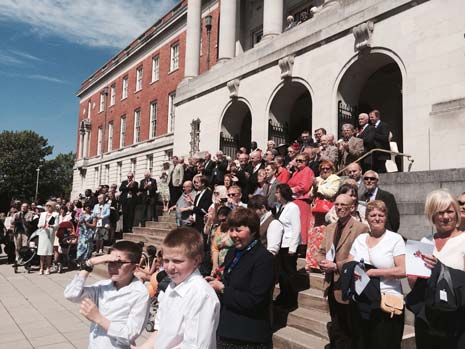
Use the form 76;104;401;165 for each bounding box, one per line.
273;326;328;349
145;221;177;230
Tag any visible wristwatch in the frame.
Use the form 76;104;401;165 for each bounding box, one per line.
80;259;94;272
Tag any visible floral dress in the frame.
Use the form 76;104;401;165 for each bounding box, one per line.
211;226;234;277
76;213;94;261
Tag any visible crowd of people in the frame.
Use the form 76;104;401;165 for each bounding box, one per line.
3;109;465;349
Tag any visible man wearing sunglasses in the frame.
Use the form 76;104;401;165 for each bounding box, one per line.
64;240;150;348
362;170;400;232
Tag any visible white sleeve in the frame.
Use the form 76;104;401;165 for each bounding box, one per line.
267;220;284;255
288;204;301;253
392;234;406;257
106;289;150;346
63;274;99;304
349;236;361;259
182;293;220;349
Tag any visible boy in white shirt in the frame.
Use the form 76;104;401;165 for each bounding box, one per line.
64;241;150;348
134;227;220;349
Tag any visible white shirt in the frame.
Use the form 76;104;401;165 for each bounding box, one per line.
260;211;284;255
278;202;301;253
433;232;465;271
350;230;405;295
64;275;150;348
155;269;220;349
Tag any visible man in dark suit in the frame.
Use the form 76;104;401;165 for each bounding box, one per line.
303;145;320;177
369;110;391;173
346;162;367;200
362;170;400;232
203;152;215;180
119;172;139;233
247;151;265;201
138;170;158;227
191;175;213;234
318;194;369;349
210;151;228;186
356;113;376;172
264;162;281;210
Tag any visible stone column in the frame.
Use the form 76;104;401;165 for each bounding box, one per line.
83;130;89;158
78;130;84;159
218;0;237;62
184;0;201;79
262;0;283;40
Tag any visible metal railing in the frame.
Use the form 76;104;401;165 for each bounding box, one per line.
336;148;415;176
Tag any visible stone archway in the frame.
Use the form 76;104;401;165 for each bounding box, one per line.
220;100;252;157
337;52;403;167
268;80;313;145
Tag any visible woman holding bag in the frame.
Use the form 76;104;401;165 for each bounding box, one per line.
348;200;406;349
306;160;341;269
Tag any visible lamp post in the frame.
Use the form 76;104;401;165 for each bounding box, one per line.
35;167;40;202
205;15;213;70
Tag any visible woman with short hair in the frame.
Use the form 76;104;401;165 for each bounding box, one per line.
207;208;275;348
348;200;406;349
408;189;465;348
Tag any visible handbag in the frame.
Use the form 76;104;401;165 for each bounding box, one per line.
312;198;334;214
380;292;404;318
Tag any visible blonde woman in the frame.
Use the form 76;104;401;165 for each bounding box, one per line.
37;201;59;274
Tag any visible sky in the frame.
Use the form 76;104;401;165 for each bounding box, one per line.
0;0;177;157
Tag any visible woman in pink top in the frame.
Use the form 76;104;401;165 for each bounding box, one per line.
275;156;290;184
287;153;314;245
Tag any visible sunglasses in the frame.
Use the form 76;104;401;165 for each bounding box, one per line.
364;176;378;181
295;159;305;163
108;261;134;268
458;200;465;206
321;167;331;171
228;193;240;197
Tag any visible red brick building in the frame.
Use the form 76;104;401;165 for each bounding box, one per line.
72;0;219;196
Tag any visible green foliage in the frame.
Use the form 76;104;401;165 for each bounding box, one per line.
0;131;75;210
40;152;75;200
0;130;53;204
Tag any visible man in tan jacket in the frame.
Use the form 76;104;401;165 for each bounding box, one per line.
318;194;369;349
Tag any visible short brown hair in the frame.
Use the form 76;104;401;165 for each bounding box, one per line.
227;208;260;239
366;200;388;219
163;227;204;260
113;240;143;263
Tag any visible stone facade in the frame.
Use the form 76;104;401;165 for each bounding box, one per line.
72;0;219;198
174;0;465;172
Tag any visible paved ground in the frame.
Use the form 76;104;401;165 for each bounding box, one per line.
0;256;150;348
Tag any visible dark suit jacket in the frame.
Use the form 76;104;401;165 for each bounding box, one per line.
203;159;216;178
373;121;391;160
317;217;369;303
357;124;376;169
192;188;213;233
218;241;275;344
119;180;139;204
308;160;320;177
138;177;158;202
375;188;400;232
248;161;266;196
266;178;281;209
211;159;228;186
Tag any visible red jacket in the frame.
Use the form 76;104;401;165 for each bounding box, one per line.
288;166;314;200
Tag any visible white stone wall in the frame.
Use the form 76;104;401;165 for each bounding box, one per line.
174;0;465;171
71;135;173;199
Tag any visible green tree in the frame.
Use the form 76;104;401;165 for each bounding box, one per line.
0;131;53;208
40;152;75;201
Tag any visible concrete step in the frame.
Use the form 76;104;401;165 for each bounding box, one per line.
158;215;177;223
123;232;165;246
146;221;177;230
132;227;172;236
287;307;330;339
273;326;328;349
298;288;328;313
308;272;325;292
